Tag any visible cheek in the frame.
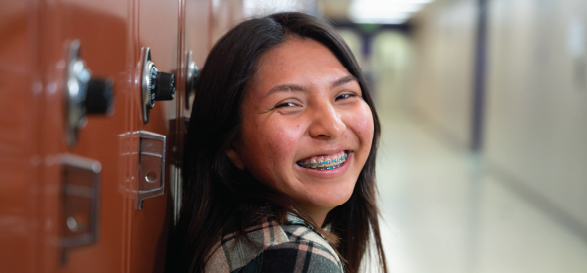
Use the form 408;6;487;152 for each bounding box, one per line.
261;118;303;155
240;118;304;173
349;104;375;144
273;126;300;150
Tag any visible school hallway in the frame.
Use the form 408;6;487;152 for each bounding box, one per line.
373;109;587;273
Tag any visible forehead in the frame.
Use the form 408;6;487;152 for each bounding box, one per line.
248;38;351;95
258;37;341;68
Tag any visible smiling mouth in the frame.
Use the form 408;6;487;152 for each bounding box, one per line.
296;151;348;171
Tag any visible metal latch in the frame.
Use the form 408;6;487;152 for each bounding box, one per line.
60;154;101;264
185;50;201;110
137;131;166;209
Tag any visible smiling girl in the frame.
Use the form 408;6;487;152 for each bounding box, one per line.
169;12;387;273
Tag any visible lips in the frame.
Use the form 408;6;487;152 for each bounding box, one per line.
296;151;348;170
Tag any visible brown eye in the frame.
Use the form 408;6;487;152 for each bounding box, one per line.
336;94;356;101
275;102;296;108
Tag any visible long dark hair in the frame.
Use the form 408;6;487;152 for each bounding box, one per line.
168;12;386;273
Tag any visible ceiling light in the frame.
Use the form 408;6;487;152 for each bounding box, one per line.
348;0;435;24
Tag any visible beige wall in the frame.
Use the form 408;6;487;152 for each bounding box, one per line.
485;0;587;227
372;31;414;114
411;0;477;146
412;0;587;228
339;28;414;116
338;28;364;68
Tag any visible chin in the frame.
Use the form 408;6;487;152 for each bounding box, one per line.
310;188;355;209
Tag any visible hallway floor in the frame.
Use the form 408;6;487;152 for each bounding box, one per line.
375;111;587;273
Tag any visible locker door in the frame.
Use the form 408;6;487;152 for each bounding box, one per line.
49;0;187;272
1;0;228;271
34;1;130;272
171;0;213;224
0;0;213;272
125;0;181;271
0;1;130;272
177;0;244;225
0;2;43;273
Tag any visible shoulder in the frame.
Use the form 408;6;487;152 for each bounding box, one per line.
238;239;343;273
205;216;344;273
238;241;343;273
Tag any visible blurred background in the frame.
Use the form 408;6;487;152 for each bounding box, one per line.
246;0;587;272
2;0;586;272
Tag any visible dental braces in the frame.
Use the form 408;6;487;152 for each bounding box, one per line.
296;153;347;167
314;163;344;171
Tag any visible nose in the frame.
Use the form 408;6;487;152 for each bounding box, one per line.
308;102;346;139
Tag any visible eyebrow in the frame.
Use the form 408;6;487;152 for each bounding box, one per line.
264;75;358;98
331;75;358;88
265;84;308;98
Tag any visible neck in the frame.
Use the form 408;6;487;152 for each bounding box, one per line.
300;205;332;227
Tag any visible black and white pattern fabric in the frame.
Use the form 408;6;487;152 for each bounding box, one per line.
204;214;344;273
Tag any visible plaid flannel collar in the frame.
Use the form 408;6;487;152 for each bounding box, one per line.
285;213;328;241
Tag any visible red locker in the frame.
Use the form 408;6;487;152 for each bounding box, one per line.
0;0;243;272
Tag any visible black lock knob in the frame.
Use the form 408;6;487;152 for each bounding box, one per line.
141;47;177;124
154;72;175;101
65;40;117;146
85;78;114;114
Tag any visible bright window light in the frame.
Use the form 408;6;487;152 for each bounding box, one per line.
350;12;412;25
349;0;435;24
243;0;309;17
352;0;432;4
351;3;424;15
351;17;411;24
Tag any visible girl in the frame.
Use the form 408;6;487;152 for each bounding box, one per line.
170;12;387;273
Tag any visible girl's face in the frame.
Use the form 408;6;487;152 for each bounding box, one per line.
229;37;374;221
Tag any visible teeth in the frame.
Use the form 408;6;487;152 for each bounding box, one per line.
297;152;348;171
324;156;331;167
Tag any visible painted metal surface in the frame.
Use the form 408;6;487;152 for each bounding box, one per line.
0;1;41;272
0;0;217;272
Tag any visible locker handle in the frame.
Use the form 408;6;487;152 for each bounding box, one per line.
60;154;101;253
137;131;166;209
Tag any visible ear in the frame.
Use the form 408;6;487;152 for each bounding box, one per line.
226;145;245;170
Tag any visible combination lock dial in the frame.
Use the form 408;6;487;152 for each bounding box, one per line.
65;40;114;146
141;47;176;124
